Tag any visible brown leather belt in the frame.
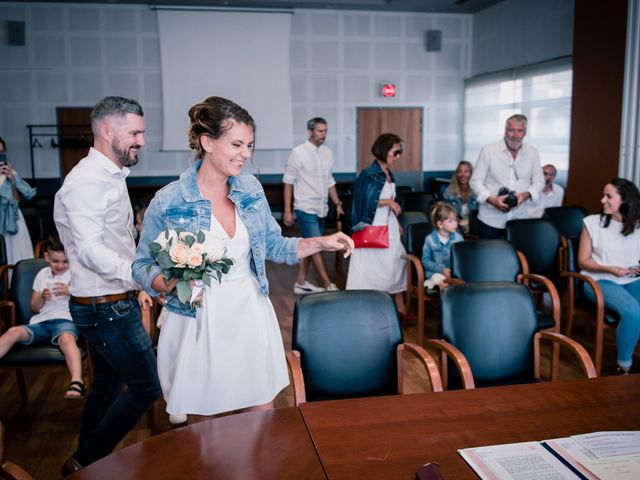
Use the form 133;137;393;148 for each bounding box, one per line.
71;292;134;305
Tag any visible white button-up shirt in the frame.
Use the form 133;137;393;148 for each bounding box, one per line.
282;140;336;218
528;183;565;218
470;139;545;229
54;147;140;296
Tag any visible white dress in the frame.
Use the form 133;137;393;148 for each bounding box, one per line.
5;209;34;265
157;210;289;416
346;181;407;293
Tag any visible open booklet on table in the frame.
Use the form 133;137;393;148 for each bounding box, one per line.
458;431;640;480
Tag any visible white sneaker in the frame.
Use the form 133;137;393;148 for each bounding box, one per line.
293;281;324;294
325;283;340;291
169;413;188;425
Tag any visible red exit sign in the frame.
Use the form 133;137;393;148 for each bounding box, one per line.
381;83;396;98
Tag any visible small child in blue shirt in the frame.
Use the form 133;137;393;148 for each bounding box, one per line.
0;235;85;399
421;202;464;288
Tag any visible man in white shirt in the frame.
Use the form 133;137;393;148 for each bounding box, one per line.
470;114;545;238
283;117;344;294
528;164;565;217
54;96;161;474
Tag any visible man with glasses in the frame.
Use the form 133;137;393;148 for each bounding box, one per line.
528;164;565;217
470;114;545;238
283;117;344;293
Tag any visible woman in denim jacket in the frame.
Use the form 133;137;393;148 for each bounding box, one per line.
346;133;408;318
442;160;478;234
0;136;36;264
133;97;353;420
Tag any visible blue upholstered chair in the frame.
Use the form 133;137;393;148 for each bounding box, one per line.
0;259;88;403
287;290;444;405
426;282;596;389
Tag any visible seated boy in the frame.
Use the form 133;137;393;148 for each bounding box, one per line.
0;234;85;399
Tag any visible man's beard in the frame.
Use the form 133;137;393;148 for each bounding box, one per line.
112;142;140;167
504;136;522;151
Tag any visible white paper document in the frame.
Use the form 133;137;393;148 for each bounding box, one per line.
458;441;580;480
459;432;640;480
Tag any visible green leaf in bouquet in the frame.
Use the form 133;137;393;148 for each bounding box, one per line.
196;230;205;243
176;280;192;304
219;262;231;274
183;235;195;247
156;251;175;269
149;242;162;254
216;270;222;283
221;258;234;266
202;272;212;288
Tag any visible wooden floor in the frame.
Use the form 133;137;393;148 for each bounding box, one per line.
1;230;636;479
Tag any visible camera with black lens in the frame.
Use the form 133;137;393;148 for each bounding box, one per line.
498;187;518;210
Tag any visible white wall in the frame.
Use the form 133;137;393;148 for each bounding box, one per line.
471;0;574;76
0;3;472;179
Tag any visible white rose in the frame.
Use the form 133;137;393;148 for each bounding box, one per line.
153;229;178;250
202;233;226;262
169;242;189;266
187;250;204;268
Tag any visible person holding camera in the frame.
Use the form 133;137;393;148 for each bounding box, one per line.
0;136;37;265
469;114;544;239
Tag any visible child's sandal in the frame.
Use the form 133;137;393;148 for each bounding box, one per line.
64;381;86;400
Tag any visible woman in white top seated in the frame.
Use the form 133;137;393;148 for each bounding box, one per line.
578;178;640;374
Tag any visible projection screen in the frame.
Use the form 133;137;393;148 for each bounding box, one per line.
157;10;293;151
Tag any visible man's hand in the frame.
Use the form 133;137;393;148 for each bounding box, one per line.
283;210;294;227
515;191;531;206
335;204;345;219
487;195;510;212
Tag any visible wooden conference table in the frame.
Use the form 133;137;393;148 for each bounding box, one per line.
68;375;640;479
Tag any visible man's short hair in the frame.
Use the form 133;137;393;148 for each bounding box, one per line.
307;117;327;131
543;164;557;175
505;114;527;128
91;96;143;133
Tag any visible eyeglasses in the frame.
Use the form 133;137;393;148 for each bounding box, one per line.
391;149;403;157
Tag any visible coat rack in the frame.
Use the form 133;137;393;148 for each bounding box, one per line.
26;124;92;179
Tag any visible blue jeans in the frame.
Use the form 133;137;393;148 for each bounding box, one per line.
69;297;161;466
583;279;640;368
20;319;78;345
478;220;506;239
295;209;325;238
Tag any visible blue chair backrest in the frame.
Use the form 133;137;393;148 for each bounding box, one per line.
10;258;48;326
451;239;520;282
440;282;538;386
543;205;588;241
405;222;434;257
506;218;561;277
292;290;402;402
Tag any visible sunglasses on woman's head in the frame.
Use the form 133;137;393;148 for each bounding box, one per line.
392;149;403;157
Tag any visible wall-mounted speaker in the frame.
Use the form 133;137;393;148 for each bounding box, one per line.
426;30;441;52
8;21;25;46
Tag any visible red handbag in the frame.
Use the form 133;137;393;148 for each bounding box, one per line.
352;225;389;248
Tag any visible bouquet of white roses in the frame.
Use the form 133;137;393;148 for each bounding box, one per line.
147;228;234;308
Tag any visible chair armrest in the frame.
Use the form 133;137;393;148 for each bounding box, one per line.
560;271;605;317
0;300;16;332
516;250;530;277
397;343;443;393
534;331;597;379
519;272;561;333
424;339;475;390
401;252;426;287
444;278;465;286
285;350;307;406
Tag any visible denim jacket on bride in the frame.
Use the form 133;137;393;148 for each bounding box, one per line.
132;160;300;318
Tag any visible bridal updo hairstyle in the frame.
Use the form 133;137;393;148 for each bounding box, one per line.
371;133;403;163
188;96;256;160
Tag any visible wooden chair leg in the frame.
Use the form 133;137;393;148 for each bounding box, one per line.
14;369;28;404
594;324;604;376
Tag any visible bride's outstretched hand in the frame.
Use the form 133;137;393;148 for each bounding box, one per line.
323;232;354;258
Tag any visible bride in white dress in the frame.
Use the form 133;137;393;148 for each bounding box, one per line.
132;96;353;419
